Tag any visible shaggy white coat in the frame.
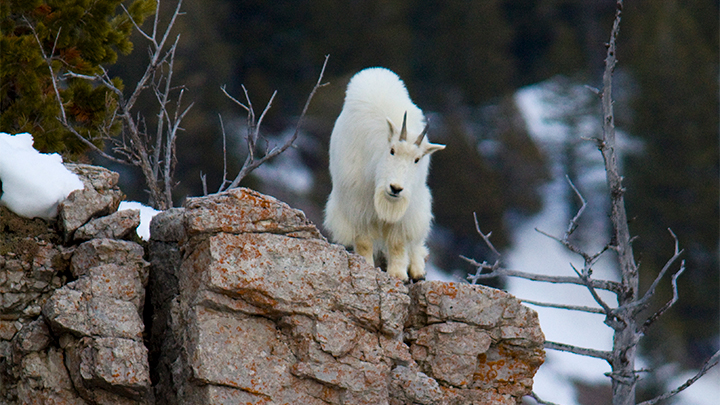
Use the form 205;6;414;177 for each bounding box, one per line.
324;67;445;281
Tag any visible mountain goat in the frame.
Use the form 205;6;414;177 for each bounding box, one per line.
324;67;445;281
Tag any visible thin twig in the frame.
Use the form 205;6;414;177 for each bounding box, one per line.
564;175;587;237
569;263;616;322
636;350;720;405
628;229;684;314
527;391;561;405
462;256;622;293
121;3;153;41
220;85;251;112
521;299;607;315
639;259;686;334
473;212;501;257
222;55;330;190
25;18;128;165
200;172;208;196
544;340;612;361
218;114;229;192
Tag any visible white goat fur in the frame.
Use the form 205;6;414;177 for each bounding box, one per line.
324;67;445;281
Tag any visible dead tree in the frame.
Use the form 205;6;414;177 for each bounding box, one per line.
34;0;326;210
30;0;191;210
465;1;719;404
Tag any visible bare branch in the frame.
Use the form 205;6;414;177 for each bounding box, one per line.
564;175;587;237
569;263;616;323
25;18;131;165
255;91;277;137
221;55;330;190
220;85;251;113
200;172;208;196
637;350;720;405
25;20;66;122
463;256;622;293
628;229;684;314
544;341;612;361
156;0;185;61
473;212;501;257
639;259;686;334
527;391;561;405
120;3;153;41
217;114;229;193
521;299;607;315
30;0;190;209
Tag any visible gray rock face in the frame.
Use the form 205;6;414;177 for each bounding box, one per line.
2;169;545;405
1;165;152;405
74;209;141;241
150;187;545;405
59;164;125;242
41;237;152;403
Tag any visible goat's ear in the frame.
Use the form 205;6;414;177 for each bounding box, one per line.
422;142;445;157
387;117;397;141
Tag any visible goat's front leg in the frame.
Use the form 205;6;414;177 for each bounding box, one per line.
354;236;375;268
408;243;428;280
386;240;409;281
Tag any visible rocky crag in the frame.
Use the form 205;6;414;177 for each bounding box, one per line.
0;164;150;404
1;165;545;404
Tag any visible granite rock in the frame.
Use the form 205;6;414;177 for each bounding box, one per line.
149;187;545;405
59;164;124;241
74;209;141;241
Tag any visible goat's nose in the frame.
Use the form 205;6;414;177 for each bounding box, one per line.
389;184;403;195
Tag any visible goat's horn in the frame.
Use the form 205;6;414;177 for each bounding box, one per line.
415;123;429;146
399;111;408;141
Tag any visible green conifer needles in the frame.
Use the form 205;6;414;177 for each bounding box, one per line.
1;0;156;158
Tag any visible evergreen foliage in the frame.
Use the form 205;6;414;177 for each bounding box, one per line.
0;0;155;158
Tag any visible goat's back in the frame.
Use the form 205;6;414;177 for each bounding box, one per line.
342;68;425;135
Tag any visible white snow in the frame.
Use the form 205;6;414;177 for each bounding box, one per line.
118;201;160;241
0;132;84;219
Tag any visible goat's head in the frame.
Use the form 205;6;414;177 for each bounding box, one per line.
374;111;445;223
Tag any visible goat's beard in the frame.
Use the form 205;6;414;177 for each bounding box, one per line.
374;186;409;223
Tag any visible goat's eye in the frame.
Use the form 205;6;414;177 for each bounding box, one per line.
390;148;395;156
414;157;420;164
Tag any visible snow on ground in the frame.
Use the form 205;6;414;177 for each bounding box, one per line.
0;132;159;241
0;132;84;219
118;201;160;241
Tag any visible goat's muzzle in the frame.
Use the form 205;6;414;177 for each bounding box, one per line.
388;184;403;197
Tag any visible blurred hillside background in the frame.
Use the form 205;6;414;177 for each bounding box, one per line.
3;0;718;403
